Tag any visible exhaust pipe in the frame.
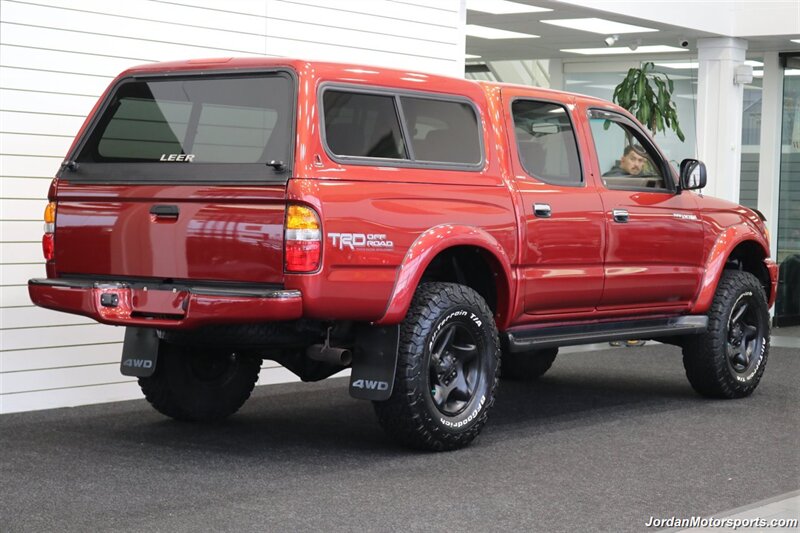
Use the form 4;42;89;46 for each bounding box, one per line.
307;344;352;366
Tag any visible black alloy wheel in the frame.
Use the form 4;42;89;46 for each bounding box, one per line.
726;295;767;377
429;322;481;417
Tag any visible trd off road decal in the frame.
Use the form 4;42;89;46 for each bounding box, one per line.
328;233;394;251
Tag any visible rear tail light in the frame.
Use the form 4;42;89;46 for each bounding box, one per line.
285;204;321;273
42;201;56;261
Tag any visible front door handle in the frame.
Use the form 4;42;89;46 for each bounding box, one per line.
612;208;629;223
534;203;552;218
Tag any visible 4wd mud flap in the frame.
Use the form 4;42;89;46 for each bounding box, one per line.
120;327;159;377
349;324;399;401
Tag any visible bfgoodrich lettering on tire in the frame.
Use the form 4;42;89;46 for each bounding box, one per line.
682;271;770;399
373;282;500;451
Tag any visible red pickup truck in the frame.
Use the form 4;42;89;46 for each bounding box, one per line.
29;58;778;451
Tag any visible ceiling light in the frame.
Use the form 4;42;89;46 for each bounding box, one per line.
655;60;763;70
467;0;552;14
604;35;619;47
542;18;657;34
466;24;539;39
561;45;689;55
654;62;698;69
628;39;642;51
753;69;800;77
791;39;800;44
466;54;482;59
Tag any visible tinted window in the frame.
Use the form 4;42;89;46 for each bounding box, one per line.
323;91;406;159
588;117;667;190
400;97;481;164
512;100;581;185
78;75;293;164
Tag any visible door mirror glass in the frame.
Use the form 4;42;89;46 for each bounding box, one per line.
680;158;707;190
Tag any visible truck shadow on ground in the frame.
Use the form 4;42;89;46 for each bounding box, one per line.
103;352;702;458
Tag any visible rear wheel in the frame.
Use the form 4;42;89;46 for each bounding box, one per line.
373;282;500;451
682;271;770;398
139;342;261;421
501;348;558;381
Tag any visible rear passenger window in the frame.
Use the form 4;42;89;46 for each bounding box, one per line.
512;100;582;186
321;87;483;169
323;91;406;159
400;97;481;165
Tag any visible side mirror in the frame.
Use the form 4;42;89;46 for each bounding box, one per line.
679;159;707;190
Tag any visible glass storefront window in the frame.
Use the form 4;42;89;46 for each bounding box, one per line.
775;58;800;326
740;63;763;209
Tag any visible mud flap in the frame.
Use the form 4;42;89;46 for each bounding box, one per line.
349;324;399;401
120;327;159;377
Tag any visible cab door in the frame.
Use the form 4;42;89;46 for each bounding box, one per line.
584;108;705;310
501;90;605;317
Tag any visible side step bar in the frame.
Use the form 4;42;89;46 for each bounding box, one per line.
505;316;708;352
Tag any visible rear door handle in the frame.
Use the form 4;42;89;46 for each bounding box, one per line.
612;208;629;223
534;203;552;218
150;205;179;219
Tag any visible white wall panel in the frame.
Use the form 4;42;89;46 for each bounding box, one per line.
1;323;125;351
0;180;52;201
2;263;47;286
28;0;268;33
0;44;151;77
2;242;45;264
1;342;123;372
1;133;73;158
0;89;99;117
1;286;34;307
1;305;94;329
0;155;63;178
0;110;87;138
2;23;266;61
0;66;110;96
2;220;46;241
0;0;465;414
2;199;50;220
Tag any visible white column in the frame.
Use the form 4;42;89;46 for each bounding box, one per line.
548;59;564;90
757;52;784;260
696;37;748;203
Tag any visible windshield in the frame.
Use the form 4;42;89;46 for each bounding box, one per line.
73;72;294;181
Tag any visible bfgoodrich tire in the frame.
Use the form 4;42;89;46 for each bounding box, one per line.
682;271;770;399
373;282;500;451
501;348;558;381
139;342;261;421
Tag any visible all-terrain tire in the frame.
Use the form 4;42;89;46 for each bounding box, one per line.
139;342;261;421
682;270;770;399
501;348;558;381
373;282;500;451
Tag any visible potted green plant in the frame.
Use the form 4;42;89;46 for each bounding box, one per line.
612;61;685;141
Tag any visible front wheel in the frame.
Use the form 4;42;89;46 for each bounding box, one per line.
373;283;500;451
139;342;261;421
682;271;770;398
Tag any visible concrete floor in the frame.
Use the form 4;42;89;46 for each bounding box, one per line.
1;344;798;532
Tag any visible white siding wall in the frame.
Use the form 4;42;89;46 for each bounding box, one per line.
0;0;466;413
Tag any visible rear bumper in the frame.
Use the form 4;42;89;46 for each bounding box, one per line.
28;278;303;329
